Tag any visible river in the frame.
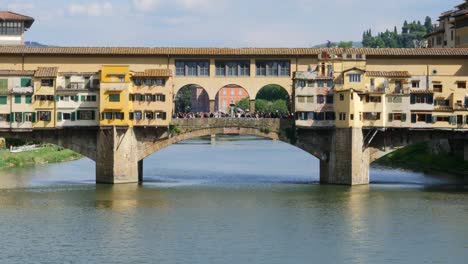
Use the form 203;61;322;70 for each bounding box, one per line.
0;136;467;263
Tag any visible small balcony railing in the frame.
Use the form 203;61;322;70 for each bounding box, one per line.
10;86;33;94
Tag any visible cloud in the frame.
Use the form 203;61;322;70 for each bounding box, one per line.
132;0;161;11
175;0;217;9
161;16;200;26
68;2;113;17
6;1;34;12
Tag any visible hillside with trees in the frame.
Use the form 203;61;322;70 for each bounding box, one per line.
362;16;434;48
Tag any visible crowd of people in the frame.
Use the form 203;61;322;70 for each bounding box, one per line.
173;111;294;119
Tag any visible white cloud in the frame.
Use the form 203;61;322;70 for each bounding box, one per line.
6;1;34;12
68;2;113;17
161;16;200;26
175;0;217;9
132;0;161;11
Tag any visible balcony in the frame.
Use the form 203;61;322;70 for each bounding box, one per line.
10;86;33;94
103;83;127;92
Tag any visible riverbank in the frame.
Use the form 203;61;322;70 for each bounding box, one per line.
0;146;82;169
375;143;468;177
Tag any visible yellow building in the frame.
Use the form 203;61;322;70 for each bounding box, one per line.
100;65;132;127
33;67;57;128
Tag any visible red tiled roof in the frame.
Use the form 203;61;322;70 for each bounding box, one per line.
35;67;58;78
0;11;34;28
132;69;172;77
0;46;468;57
366;71;411;78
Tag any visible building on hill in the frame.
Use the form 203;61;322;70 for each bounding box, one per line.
426;0;468;48
0;11;34;45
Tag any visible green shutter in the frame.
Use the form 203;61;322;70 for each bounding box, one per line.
426;114;432;124
71;112;76;121
427;95;433;105
0;79;7;94
91;110;95;120
388;114;393;122
81;95;86;102
21;78;31;87
76;110;81;120
410;94;415;104
402;114;407;122
129;112;134;120
92;95;97;102
57;112;62;121
73;96;79;102
25;95;32;104
101;112;105;120
55;95;60;101
449;116;456;125
411;114;416;123
161;112;167;120
22;112;26;122
9;113;13;123
0;96;7;105
14;95;21;104
32;112;36;123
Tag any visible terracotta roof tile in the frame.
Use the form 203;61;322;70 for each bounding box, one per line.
0;70;35;76
35;67;58;78
1;46;468;57
366;71;411;78
133;69;172;77
0;11;34;28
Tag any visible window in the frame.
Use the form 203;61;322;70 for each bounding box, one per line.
103;112;113;120
410;94;433;104
35;95;54;101
369;96;382;103
109;94;120;102
155;112;167;120
118;76;125;83
297;97;305;103
307;81;314;87
411;114;432;123
388;113;407;122
0;21;24;35
175;60;210;77
145;94;153;101
0;96;7;105
41;79;54;87
38;111;51;121
457;82;466;89
317;81;324;88
155;79;165;86
78;110;95;120
363;112;381;121
326;95;334;104
307;96;314;103
14;112;22;123
231;89;235;96
0;79;7;93
387;96;402;103
0;114;8;121
155;94;166;102
134;78;141;86
114;112;124;120
339;94;344;101
145;111;154;120
317;95;325;104
433;84;443;93
434;99;450;106
239;89;243;96
25;95;32;104
223;89;227;95
63;113;71;120
24;112;33;122
21;78;32;87
256;60;290;76
134;111;142;120
14;95;21;104
215;60;250;77
339;113;346;121
348;74;361;83
412;81;420;88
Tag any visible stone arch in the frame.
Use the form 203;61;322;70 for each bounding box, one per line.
214;84;251;113
137;127;280;161
0;128;98;161
254;84;292;113
174;84;210;113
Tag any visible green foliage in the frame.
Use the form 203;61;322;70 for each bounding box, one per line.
362;17;432;48
169;125;181;135
376;143;468;176
0;146;82;169
256;85;289;101
175;85;194;113
260;127;272;134
236;97;250;111
326;41;354;48
255;99;289;114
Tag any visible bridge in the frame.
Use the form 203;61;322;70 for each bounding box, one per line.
1;118;466;185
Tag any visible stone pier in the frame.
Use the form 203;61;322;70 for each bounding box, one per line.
96;127;139;184
250;100;255;113
320;128;370;185
209;100;215;113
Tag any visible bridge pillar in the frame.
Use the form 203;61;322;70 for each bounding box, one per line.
209;100;215;113
320;128;370;185
250;100;255;113
138;160;143;183
96;127;139;184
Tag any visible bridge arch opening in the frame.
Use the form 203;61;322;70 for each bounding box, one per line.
175;84;209;114
214;84;250;113
254;84;291;114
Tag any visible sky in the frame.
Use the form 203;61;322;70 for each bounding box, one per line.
0;0;463;47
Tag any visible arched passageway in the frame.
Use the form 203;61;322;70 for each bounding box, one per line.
214;84;250;113
175;84;209;113
254;84;291;114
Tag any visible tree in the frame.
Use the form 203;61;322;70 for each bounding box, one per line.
256;85;289;101
175;85;194;113
338;41;353;48
424;16;433;33
236;97;250;111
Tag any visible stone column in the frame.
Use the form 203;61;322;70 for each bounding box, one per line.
209;100;215;113
320;128;370;185
250;100;255;113
138;160;143;183
96;127;139;184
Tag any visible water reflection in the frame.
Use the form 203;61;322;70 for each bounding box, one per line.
95;184;169;211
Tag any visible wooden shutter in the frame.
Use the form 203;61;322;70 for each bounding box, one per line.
91;110;95;120
76;110;81;120
57;112;62;121
71;112;76;121
81;95;86;102
32;112;36;123
411;114;416;123
388;114;393;122
402;114;407;122
410;94;415;104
